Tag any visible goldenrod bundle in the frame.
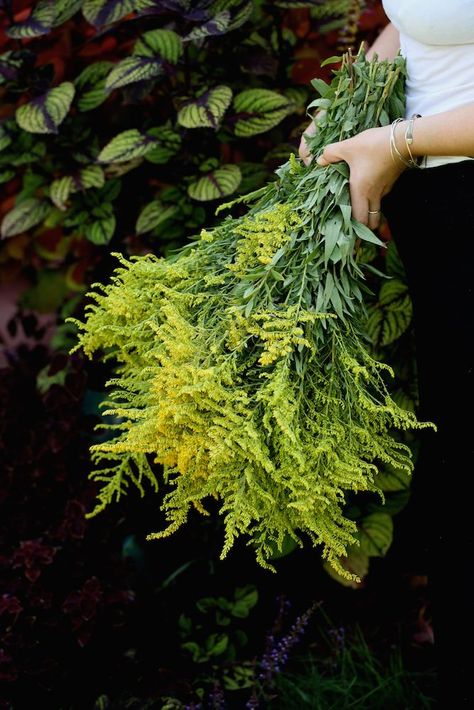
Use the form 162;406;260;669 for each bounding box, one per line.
69;49;435;582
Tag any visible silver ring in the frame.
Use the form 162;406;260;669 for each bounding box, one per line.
368;209;381;214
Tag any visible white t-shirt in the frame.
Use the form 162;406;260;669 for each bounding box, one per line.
382;0;474;168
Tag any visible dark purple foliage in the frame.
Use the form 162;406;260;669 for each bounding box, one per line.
0;312;136;705
207;679;227;709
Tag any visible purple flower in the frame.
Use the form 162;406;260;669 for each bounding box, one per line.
256;597;321;691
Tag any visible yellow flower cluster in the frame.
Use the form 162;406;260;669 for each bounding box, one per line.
246;307;331;366
67;53;437;584
68;246;435;584
226;305;337;364
227;203;300;275
199;228;214;243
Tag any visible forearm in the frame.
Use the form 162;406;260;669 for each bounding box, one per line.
396;103;474;159
366;22;400;62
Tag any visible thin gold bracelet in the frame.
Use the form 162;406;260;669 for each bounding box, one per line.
390;119;413;168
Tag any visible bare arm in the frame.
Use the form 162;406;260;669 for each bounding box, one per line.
402;104;474;158
365;22;400;62
301;21;474;229
315;101;474;229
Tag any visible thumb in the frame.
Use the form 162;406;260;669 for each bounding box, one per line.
316;143;342;167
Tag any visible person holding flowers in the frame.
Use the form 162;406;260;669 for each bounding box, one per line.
299;2;474;705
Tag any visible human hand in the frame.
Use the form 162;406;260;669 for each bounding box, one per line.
298;109;326;167
315;124;408;229
298;118;317;166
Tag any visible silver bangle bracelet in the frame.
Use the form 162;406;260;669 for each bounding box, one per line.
390;116;422;169
404;113;422;167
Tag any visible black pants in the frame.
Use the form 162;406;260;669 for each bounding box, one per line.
382;160;474;707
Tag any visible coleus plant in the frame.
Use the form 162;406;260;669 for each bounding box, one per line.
0;0;367;306
1;1;421;584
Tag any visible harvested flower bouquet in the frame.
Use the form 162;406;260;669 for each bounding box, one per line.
69;48;435;582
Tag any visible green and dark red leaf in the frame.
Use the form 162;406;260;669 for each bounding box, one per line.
177;86;232;129
97;129;160;163
134;28;183;64
16;82;75;134
82;0;133;28
105;56;162;91
188;164;241;201
1;198;51;239
6;0;55;39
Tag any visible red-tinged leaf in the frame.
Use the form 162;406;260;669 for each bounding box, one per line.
78;35;118;57
34;227;66;260
66;261;88;291
6;0;55;39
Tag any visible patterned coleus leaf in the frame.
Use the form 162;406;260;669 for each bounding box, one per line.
177;86;233;129
185;10;230;41
15;82;76;134
75;61;114;111
144;125;181;164
187;164;241;201
357;513;394;557
366;279;413;347
49;175;74;211
82;0;133;27
105;56;163;91
103;29;183;95
53;0;84;26
135;0;191;11
134;0;160;9
134;29;183;65
1;198;51;239
84;203;116;244
5;0;55;38
97;129;161;163
49;166;105;211
184;0;252;40
135;201;178;235
232;88;294;137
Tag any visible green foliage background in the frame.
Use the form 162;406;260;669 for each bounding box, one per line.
0;0;421;586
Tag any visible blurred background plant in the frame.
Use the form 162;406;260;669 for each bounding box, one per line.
1;0;380;326
0;1;435;707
